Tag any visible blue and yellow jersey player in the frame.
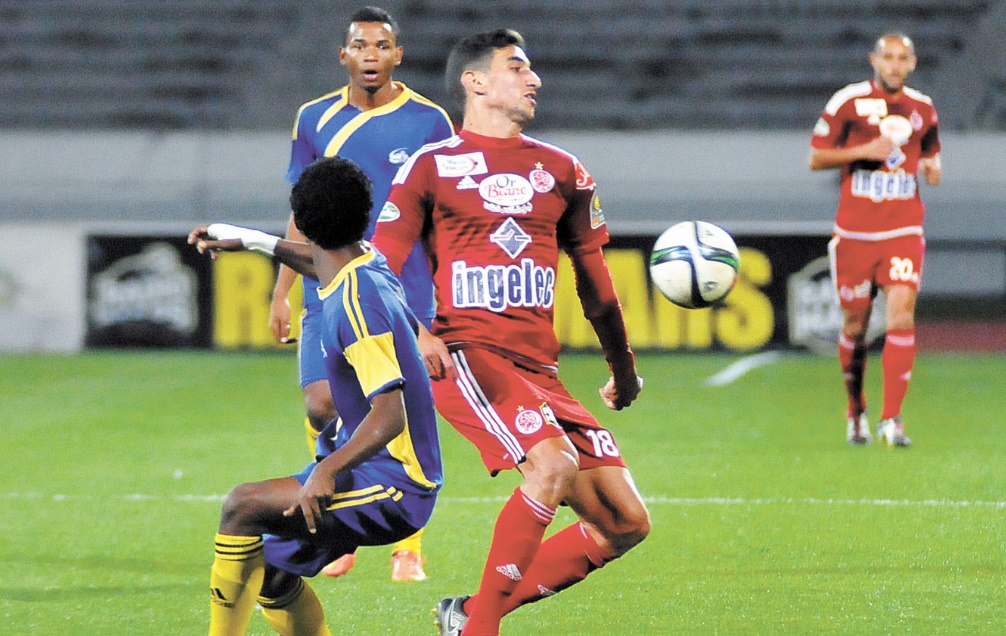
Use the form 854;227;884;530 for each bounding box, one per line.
268;5;452;581
189;156;441;636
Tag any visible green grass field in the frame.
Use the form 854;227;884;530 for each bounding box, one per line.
2;350;1004;635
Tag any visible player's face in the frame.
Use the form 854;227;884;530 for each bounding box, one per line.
481;45;542;125
339;21;402;94
870;36;916;94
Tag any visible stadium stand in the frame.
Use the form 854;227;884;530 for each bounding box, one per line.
0;0;1001;130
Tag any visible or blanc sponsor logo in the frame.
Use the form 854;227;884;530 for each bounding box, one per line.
451;258;556;313
879;115;912;146
529;168;555;193
787;256;885;353
850;169;916;202
479;173;534;207
435;152;488;177
496;564;522;581
377;201;400;222
490;217;532;258
515;409;543;434
388;147;410;164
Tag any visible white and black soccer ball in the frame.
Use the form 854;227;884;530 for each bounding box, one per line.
649;221;740;309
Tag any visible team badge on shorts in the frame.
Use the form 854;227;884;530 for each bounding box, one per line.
515;408;544;434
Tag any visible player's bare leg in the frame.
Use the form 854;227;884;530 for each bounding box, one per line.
840;305;872;444
877;284;917;447
210;477;331;635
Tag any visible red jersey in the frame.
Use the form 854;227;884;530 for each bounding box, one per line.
372;129;609;370
811;79;940;239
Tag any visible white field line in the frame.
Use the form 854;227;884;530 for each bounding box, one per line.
3;492;1005;508
704;351;781;387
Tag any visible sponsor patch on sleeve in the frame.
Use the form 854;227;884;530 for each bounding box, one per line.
589;194;605;228
813;117;830;137
377;201;400;222
574;160;596;190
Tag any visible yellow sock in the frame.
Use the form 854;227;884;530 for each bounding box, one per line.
392;527;423;555
304;417;320;456
260;579;332;636
209;534;265;636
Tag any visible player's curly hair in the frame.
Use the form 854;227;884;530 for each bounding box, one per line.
290;156;373;251
445;28;525;107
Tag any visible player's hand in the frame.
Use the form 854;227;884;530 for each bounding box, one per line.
919;155;942;185
418;326;457;381
860;135;896;162
283;464;337;534
599;374;643;411
269;296;293;343
187;224;244;260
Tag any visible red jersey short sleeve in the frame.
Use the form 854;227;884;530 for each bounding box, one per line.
374;129;610;369
811;80;940;239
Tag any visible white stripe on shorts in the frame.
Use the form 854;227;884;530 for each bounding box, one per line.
451;350;526;463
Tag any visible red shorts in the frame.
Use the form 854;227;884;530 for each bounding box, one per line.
433;346;628;476
828;234;925;310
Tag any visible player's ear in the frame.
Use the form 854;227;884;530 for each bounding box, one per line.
394;45;403;67
338;47;348;67
461;69;485;95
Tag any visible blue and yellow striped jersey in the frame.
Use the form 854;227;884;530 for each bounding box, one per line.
316;247;442;494
287;82;454;326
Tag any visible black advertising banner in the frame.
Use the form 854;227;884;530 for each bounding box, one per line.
84;231;874;352
85;235;213;347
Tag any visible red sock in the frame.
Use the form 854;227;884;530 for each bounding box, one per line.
461;488;555;636
839;331;867;416
499;522;613;615
881;328;916;420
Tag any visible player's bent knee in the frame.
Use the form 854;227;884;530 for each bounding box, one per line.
219;482;270;530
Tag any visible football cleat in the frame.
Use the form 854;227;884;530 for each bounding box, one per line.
433;596;470;636
846;412;872;445
391;550;427;582
877;416;911;448
320;552;357;577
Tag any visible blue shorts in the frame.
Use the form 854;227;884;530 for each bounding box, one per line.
263;461;437;577
297;304;327;388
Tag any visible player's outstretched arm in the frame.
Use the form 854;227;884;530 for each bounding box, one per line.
809;136;895;170
417;323;457;380
188;223;318;279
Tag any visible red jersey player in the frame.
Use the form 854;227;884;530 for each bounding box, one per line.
372;29;650;635
810;32;942;447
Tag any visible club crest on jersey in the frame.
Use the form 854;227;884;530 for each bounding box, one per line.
435;152;488;177
574;161;596;190
388;147;410;164
481;173;534;215
909;110;924;131
854;98;888;124
514;408;543;434
456;175;480;190
490;217;532;258
529;166;555;193
590;194;606;229
377;201;400;222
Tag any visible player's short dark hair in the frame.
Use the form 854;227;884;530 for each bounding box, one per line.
444;29;525;107
290;157;372;251
347;6;399;42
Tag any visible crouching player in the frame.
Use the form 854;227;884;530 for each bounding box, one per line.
189;156;442;635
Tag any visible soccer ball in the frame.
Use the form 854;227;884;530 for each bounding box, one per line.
649;221;740;309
